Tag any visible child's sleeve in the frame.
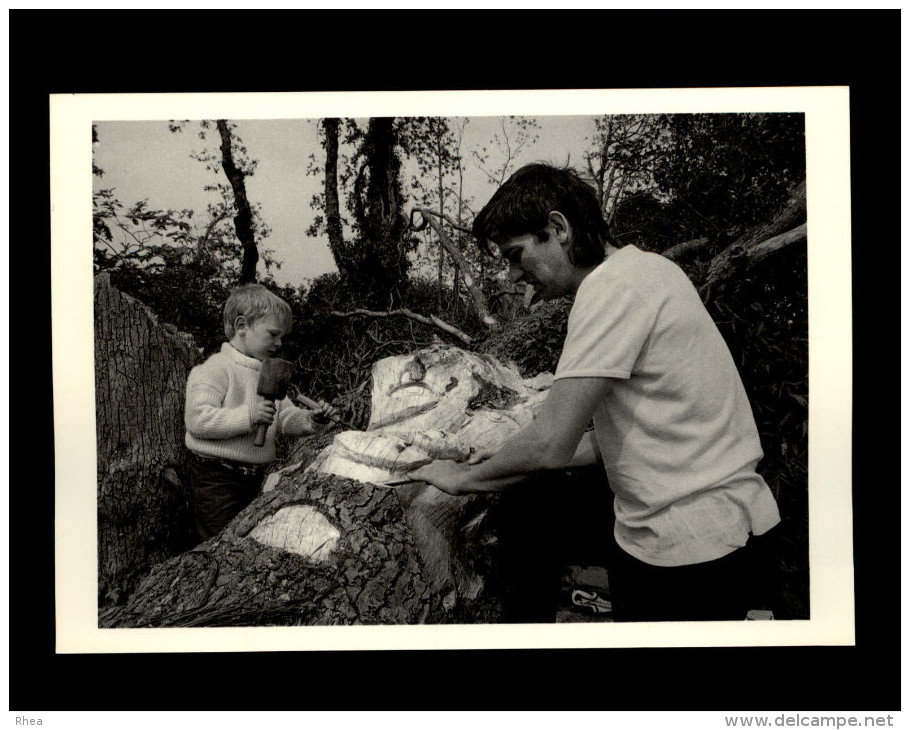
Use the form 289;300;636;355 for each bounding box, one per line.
276;397;322;438
185;366;253;439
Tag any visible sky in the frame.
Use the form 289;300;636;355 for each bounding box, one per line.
92;115;598;287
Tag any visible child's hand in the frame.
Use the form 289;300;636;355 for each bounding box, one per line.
252;399;277;426
310;400;338;425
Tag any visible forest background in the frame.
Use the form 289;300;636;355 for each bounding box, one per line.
90;107;813;618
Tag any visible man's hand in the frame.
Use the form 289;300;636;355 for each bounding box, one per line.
409;461;470;496
467;446;496;464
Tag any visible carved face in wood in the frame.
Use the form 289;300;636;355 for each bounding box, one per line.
310;345;552;486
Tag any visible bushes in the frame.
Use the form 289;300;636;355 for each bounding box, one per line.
283;274;491;429
480;299;571;377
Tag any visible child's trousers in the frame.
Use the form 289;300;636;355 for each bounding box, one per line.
188;453;266;541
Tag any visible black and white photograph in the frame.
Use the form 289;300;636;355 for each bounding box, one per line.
50;88;853;655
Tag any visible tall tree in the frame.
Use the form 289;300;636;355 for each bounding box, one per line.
216;119;258;283
168;120;273;284
306;117;414;302
584;114;664;226
399;117;464;299
322;118;346;268
347;117;413;303
94;122;278;353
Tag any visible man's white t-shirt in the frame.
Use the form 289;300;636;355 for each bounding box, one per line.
555;245;780;567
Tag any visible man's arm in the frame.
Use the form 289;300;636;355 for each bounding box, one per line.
409;377;611;495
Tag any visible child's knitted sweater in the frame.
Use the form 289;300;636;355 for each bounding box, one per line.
185;343;319;465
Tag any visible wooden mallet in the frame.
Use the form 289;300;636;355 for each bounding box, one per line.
254;357;295;447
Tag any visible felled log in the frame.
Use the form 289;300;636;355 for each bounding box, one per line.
703;224;808;291
102;469;451;627
99;343;547;627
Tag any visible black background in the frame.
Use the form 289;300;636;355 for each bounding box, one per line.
15;8;898;712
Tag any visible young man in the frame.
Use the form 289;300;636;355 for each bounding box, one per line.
410;164;781;622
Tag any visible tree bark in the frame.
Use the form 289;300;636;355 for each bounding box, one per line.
94;274;201;608
100;454;506;627
702;224;808;291
216;119;258;284
100;468;454;627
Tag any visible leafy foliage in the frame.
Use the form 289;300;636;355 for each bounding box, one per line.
480;300;572;377
655;112;806;245
705;245;809;616
93;123;279;352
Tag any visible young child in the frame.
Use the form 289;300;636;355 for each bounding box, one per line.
184;283;336;540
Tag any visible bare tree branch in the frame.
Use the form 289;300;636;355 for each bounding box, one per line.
410;208;499;331
330;308;473;346
663;237;711;262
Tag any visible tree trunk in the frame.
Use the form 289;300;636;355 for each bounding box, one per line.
322;118;347;273
94;273;201;609
216;119;258;284
349;117;410;301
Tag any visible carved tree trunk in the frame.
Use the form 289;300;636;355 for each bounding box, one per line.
97;344;549;627
94;282;513;626
94;273;201;608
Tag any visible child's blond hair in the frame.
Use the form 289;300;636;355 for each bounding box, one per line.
223;283;293;339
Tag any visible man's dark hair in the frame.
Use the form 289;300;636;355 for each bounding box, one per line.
471;163;615;267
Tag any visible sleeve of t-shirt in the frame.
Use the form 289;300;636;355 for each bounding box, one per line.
554;272;658;381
